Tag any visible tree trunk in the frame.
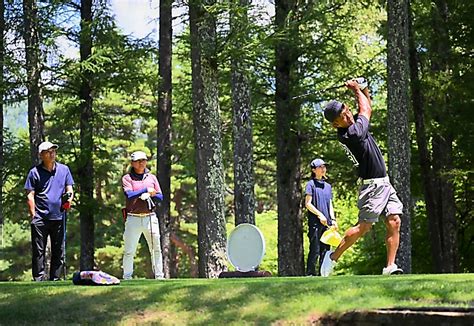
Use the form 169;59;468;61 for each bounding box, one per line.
428;0;458;272
432;134;458;272
189;0;227;278
387;0;411;273
23;0;44;165
408;2;441;272
0;0;4;230
275;0;304;276
230;0;255;226
157;0;174;278
78;0;95;271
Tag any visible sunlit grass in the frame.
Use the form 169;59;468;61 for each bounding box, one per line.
0;274;472;325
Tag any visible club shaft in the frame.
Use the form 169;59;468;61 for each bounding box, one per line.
292;84;345;100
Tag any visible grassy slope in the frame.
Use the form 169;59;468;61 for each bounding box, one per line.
1;274;473;325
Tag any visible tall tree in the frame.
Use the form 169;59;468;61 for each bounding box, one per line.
428;0;458;272
408;0;440;272
387;0;411;273
230;0;255;226
22;0;44;164
157;0;174;278
274;0;304;276
78;0;94;270
0;0;4;234
409;0;461;273
189;0;227;278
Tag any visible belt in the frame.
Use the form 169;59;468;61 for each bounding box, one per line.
127;212;153;217
362;176;389;185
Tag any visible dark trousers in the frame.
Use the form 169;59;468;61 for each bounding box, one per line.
306;221;330;276
31;219;65;281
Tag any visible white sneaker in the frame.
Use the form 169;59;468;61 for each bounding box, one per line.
320;250;336;277
382;264;403;275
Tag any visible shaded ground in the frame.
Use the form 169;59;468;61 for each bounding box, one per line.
0;274;473;325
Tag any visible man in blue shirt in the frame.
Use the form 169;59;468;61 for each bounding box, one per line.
320;79;404;277
304;158;337;276
24;141;74;281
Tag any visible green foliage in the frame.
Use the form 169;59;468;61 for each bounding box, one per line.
408;0;474;272
3;103;27;133
2;131;32;223
0;221;31;281
2;0;472;281
171;222;199;278
410;201;434;273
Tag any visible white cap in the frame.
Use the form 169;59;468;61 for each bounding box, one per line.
130;151;148;161
310;158;326;168
38;141;59;153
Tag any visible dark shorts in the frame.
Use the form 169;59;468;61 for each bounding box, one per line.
357;180;403;223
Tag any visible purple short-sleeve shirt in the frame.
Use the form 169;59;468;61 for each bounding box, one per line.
24;162;74;221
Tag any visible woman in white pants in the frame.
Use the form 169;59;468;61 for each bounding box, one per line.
122;151;164;280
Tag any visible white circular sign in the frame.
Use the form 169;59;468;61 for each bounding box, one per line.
227;223;266;272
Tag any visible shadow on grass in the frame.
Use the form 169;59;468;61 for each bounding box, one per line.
0;274;473;325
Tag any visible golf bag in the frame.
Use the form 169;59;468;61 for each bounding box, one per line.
72;271;120;286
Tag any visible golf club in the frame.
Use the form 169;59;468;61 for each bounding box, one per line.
291;77;368;100
60;192;72;280
139;192;157;278
149;212;155;278
291;84;345;100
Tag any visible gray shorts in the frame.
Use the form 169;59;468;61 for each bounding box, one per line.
357;180;403;223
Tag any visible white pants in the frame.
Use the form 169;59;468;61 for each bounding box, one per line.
122;213;164;279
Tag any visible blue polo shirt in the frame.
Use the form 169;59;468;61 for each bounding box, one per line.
24;162;74;221
305;178;333;226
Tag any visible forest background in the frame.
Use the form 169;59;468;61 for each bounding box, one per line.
0;0;472;280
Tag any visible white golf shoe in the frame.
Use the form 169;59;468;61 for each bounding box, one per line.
320;250;336;277
382;264;404;275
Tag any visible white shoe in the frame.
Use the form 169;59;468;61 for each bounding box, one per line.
382;264;403;275
320;250;336;277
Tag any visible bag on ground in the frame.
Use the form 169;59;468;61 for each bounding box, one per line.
72;271;120;286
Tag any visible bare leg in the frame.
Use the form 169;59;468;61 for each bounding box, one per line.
385;214;401;266
331;221;373;261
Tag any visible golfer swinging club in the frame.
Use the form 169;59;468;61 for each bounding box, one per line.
320;78;404;277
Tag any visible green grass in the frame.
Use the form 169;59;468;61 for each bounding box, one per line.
1;274;473;325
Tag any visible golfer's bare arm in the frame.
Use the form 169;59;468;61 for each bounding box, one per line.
26;190;35;218
362;87;372;107
305;194;328;226
346;80;372;121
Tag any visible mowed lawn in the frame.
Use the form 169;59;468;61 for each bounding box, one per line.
0;274;473;325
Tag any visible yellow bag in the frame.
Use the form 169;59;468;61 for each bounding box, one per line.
320;226;342;247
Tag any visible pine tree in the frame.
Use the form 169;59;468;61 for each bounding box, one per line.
157;0;174;278
189;0;227;278
78;0;95;271
387;0;412;272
